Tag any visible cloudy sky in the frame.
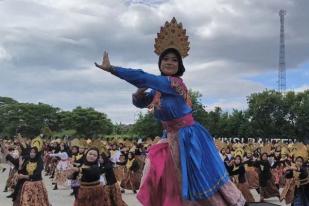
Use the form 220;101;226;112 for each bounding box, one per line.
1;0;308;123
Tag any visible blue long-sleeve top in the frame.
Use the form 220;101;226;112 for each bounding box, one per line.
111;66;192;121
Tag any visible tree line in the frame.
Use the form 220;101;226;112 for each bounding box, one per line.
0;89;308;141
131;90;309;141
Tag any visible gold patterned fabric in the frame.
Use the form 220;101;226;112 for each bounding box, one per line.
103;183;127;206
18;180;50;206
120;168;141;191
74;184;106;206
26;162;37;176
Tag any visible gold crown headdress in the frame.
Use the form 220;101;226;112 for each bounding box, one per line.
261;144;272;155
233;148;245;159
293;143;308;162
243;145;253;155
55;138;62;144
92;139;108;156
70;138;81;148
154;17;190;58
232;143;243;150
31;136;43;152
215;139;226;151
281;146;289;156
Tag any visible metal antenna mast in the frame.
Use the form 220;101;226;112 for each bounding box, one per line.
278;9;287;92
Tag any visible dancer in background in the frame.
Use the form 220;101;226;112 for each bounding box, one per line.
280;144;309;205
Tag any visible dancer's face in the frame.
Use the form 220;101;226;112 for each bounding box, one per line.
72;147;78;154
295;157;303;168
235;157;241;165
275;151;280;157
30;148;37;159
160;52;179;76
128;153;133;159
86;149;98;163
99;156;104;164
79;148;85;154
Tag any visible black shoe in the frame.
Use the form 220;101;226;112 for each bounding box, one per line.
70;192;74;196
133;190;137;194
2;168;6;173
121;189;125;193
3;187;8;192
6;194;13;198
53;185;58;190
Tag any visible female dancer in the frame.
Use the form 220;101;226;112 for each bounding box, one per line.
4;146;50;206
280;146;308;205
95;18;245;206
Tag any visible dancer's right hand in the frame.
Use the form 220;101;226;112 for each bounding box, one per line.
95;51;112;72
19;157;24;169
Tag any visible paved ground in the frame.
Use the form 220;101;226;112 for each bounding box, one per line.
0;164;289;206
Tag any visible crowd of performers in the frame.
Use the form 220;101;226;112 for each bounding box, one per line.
0;136;147;206
218;140;309;205
0;136;308;206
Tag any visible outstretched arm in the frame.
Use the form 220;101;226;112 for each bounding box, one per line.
95;51;179;95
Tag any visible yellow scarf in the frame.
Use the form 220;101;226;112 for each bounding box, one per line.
26;162;37;176
75;153;83;161
110;150;116;157
126;158;134;169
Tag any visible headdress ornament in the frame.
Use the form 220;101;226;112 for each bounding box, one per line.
31;136;43;152
233;147;245;159
281;146;289;156
261;143;272;155
154;17;190;58
293;143;308;162
55;138;62;144
215;139;226;151
70;138;81;147
92;139;108;156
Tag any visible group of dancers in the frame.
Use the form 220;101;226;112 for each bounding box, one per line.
219;140;308;205
1;137;308;206
0;17;308;206
0;136;145;206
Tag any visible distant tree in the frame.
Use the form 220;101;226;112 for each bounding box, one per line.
62;107;113;138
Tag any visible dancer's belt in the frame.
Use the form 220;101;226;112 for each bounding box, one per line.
80;180;100;186
161;113;194;132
